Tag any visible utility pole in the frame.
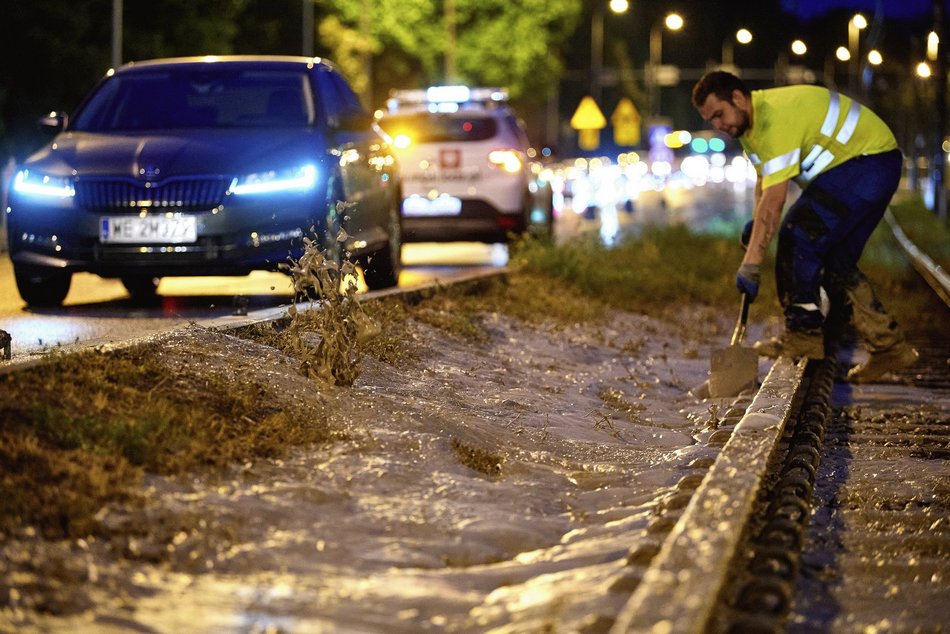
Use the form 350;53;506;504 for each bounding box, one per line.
303;0;314;57
445;0;457;83
360;0;373;107
934;0;947;221
112;0;122;68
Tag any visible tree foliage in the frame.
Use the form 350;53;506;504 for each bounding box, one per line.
0;0;579;161
317;0;581;108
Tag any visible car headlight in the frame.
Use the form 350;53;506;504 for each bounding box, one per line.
229;164;318;196
13;169;75;198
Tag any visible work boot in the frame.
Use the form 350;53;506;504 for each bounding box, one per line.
753;329;825;360
846;341;919;384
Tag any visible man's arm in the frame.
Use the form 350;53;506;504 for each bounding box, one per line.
742;179;789;266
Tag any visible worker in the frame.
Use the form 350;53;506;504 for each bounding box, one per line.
691;71;918;383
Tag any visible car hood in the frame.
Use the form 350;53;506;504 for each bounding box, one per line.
24;129;329;178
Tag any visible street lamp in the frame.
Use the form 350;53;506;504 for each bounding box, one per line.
791;39;807;56
591;0;630;104
648;12;684;117
722;28;753;69
848;13;867;94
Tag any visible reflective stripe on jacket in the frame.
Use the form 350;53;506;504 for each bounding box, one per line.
739;85;898;189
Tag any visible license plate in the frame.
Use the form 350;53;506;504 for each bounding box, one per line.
100;215;198;244
402;195;462;217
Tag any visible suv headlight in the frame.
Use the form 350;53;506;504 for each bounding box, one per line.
13;169;75;198
229;164;318;196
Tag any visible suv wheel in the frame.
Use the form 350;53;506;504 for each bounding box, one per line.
14;264;72;308
121;275;160;302
359;193;402;290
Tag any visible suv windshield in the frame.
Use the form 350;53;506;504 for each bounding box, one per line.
379;113;498;143
71;69;314;131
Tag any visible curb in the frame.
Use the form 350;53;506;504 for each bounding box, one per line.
610;355;807;634
0;269;509;376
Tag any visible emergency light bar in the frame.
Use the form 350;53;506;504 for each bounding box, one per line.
386;86;509;113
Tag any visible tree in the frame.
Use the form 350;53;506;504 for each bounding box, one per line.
316;0;581;110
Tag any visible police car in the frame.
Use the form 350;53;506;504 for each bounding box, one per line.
377;86;550;244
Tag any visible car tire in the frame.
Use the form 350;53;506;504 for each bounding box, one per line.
121;275;160;303
359;193;402;290
14;264;72;308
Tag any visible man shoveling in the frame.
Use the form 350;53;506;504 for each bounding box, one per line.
691;71;918;383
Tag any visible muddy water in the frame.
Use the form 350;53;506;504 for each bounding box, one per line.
2;306;739;633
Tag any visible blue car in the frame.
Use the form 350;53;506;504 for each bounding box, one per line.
8;55;402;306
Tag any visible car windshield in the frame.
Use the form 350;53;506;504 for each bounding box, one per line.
71;68;314;131
379;113;498;143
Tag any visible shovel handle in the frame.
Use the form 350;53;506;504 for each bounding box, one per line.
731;292;751;346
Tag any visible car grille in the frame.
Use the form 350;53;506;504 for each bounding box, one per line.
75;177;231;212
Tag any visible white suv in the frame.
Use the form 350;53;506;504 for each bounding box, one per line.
378;86;547;243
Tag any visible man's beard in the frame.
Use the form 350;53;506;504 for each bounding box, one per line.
731;109;750;138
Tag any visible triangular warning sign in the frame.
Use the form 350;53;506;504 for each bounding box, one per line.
570;96;607;130
611;98;641;146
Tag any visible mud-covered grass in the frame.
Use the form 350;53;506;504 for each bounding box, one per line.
450;437;504;478
0;342;337;539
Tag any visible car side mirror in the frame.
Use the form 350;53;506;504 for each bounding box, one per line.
335;112;373;132
38;112;68;130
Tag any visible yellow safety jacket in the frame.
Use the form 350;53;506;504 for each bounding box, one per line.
740;85;898;189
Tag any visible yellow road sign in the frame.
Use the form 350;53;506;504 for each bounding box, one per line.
571;96;607;151
570;96;607;130
611;97;641;146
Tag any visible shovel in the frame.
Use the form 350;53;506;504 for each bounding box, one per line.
707;292;759;397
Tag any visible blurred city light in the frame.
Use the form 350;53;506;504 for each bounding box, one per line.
917;61;933;78
867;50;883;66
665;13;684;31
690;137;709;153
736;29;753;45
609;0;629;13
836;46;851;62
850;14;868;30
927;31;940;61
791;39;807;56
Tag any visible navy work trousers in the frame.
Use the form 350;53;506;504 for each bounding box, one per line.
776;149;903;335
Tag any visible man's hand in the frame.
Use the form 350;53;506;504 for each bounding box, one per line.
736;263;761;301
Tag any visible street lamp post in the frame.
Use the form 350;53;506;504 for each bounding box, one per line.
722;28;753;70
112;0;122;68
648;12;683;118
591;0;629;105
848;13;867;95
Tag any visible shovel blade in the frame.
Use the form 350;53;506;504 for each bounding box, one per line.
708;345;758;397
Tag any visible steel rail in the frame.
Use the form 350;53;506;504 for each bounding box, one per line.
611;356;808;633
885;208;950;308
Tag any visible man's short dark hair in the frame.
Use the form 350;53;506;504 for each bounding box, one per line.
691;71;750;108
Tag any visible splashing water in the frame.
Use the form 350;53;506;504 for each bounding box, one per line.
282;236;380;386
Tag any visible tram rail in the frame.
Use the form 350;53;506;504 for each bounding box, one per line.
611;209;949;633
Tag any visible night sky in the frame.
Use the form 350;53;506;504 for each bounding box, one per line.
782;0;943;19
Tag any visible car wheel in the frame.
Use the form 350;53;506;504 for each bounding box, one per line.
13;264;72;308
359;193;401;290
121;275;160;303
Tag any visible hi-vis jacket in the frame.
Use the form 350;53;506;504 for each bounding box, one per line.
739;85;898;190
